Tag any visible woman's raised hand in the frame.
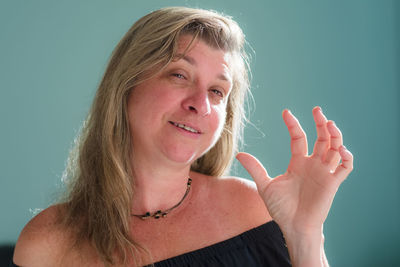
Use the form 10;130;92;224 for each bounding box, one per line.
236;107;353;236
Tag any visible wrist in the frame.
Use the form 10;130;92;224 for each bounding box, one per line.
283;228;326;267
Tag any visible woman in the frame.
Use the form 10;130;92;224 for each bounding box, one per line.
13;7;353;267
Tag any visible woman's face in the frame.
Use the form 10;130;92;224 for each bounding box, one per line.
127;35;233;166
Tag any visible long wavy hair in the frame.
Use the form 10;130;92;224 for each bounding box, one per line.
61;6;250;266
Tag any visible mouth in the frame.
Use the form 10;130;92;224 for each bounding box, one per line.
169;121;201;134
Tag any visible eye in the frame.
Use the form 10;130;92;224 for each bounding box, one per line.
172;73;186;79
211;89;224;97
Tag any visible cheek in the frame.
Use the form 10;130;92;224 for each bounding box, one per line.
212;104;227;133
129;86;178;121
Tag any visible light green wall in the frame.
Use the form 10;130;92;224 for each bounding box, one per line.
1;0;399;266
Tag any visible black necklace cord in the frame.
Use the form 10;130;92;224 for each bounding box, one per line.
131;178;192;220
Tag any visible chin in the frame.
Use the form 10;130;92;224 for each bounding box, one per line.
160;138;217;166
168;155;198;167
161;146;200;165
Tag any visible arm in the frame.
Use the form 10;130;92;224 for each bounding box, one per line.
237;107;353;267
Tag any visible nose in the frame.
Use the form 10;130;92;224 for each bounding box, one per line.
182;90;211;117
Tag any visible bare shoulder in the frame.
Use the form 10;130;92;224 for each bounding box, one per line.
13;204;70;267
209;176;272;228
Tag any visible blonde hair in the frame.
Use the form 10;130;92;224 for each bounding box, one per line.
62;6;250;266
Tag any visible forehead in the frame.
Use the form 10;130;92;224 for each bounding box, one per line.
174;35;233;76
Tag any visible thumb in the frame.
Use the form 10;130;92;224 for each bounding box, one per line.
236;152;272;193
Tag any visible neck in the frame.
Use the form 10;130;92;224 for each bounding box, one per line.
130;156;193;216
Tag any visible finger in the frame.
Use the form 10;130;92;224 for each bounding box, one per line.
282;109;308;156
312;106;329;158
236;152;271;194
324;121;343;165
333;146;353;182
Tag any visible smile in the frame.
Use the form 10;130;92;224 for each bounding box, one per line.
169;121;200;134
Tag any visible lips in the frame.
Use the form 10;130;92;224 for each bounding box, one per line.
169;121;201;134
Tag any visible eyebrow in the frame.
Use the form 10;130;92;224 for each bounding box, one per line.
182;54;196;66
175;54;232;83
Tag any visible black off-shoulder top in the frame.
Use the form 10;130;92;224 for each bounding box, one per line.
149;220;291;267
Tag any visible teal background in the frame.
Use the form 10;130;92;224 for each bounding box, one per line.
1;0;399;266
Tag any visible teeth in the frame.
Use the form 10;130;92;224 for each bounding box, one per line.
173;122;199;133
